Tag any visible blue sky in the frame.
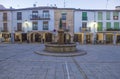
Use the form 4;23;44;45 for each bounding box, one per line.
0;0;119;9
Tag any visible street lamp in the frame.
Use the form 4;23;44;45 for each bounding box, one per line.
24;20;29;43
11;8;14;43
93;21;97;44
24;20;29;32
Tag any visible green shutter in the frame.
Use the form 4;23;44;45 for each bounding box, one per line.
114;22;119;29
113;12;118;16
82;12;87;17
106;22;111;29
98;12;103;20
82;12;87;20
97;22;103;31
106;12;110;20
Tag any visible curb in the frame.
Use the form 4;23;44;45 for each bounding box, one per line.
34;50;87;57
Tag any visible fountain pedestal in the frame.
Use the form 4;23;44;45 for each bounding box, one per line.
58;29;64;44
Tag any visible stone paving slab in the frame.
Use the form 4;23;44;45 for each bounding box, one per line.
0;44;120;79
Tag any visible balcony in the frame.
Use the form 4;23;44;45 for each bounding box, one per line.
81;27;91;32
106;28;120;31
30;14;50;20
1;30;8;32
15;30;23;32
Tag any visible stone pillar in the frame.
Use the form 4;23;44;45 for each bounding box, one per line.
33;33;35;42
58;29;64;44
28;33;31;43
103;33;106;44
92;33;94;44
84;32;86;44
113;32;116;45
20;34;22;43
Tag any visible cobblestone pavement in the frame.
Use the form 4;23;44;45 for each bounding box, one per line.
0;43;120;79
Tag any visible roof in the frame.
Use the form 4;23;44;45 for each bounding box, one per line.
75;9;120;12
0;6;120;12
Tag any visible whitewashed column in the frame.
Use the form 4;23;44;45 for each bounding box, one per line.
84;32;86;44
103;33;106;44
113;32;116;45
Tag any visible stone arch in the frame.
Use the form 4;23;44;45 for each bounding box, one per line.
44;32;52;42
28;31;43;43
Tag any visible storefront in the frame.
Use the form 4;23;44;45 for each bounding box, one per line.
14;32;22;42
2;32;10;42
28;31;52;43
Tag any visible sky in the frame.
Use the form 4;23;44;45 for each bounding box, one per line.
0;0;119;9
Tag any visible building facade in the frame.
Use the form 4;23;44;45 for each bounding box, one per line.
0;5;120;44
0;6;55;43
74;9;120;44
54;8;74;42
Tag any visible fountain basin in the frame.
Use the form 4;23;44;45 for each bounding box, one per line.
45;43;76;52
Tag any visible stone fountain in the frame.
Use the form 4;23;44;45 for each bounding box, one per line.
45;18;76;52
34;18;86;56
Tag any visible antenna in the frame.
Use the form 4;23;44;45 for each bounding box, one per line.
106;0;109;9
64;0;66;8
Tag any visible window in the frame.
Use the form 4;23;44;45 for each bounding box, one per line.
43;10;49;18
17;12;22;20
98;12;103;20
82;22;87;28
43;21;48;30
97;22;103;31
106;12;110;20
17;23;22;31
61;13;67;20
113;12;119;20
82;12;87;20
3;13;7;21
114;22;119;29
32;11;38;19
106;22;111;29
3;23;8;32
32;22;38;30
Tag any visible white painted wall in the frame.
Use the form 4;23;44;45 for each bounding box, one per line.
11;9;54;33
74;10;120;33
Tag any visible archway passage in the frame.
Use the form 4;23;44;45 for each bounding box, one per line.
86;34;92;44
22;33;27;42
28;31;43;43
117;35;120;43
106;34;113;44
35;33;41;42
2;33;10;42
45;33;52;42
